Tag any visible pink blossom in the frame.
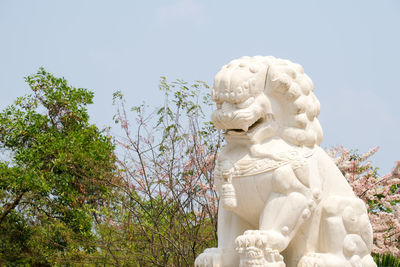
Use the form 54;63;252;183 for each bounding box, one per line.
328;146;400;257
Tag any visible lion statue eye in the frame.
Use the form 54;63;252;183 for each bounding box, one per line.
216;102;222;109
236;97;255;109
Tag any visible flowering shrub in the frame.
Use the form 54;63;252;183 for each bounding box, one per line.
109;78;222;266
327;146;400;257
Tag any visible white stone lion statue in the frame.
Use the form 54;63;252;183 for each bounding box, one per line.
195;56;376;267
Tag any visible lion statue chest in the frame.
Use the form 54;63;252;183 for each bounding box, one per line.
215;146;356;228
225;170;275;226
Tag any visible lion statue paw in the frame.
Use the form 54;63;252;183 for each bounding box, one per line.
235;231;286;267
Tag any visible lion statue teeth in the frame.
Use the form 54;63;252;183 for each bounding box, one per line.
195;56;377;267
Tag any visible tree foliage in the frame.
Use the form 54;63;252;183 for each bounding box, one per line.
0;68;117;265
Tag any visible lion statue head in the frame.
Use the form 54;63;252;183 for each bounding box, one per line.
211;56;323;148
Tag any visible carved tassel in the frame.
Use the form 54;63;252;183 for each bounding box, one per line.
221;182;237;210
219;161;237;210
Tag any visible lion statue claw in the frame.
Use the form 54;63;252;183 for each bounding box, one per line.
195;56;377;267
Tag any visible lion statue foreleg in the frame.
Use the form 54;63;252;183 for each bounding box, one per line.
195;203;252;267
235;163;317;267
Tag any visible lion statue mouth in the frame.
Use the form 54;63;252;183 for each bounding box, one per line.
225;114;275;135
224;116;278;148
226;116;264;135
213;110;277;144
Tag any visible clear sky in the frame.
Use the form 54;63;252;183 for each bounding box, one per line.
0;0;399;173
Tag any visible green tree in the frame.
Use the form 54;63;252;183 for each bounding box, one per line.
0;68;117;266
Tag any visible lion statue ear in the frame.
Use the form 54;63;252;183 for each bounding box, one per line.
265;57;323;147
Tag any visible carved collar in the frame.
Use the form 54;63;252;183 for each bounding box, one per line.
217;146;315;178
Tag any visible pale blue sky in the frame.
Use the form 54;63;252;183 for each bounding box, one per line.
0;0;399;173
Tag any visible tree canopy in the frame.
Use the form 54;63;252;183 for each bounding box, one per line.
0;68;117;265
